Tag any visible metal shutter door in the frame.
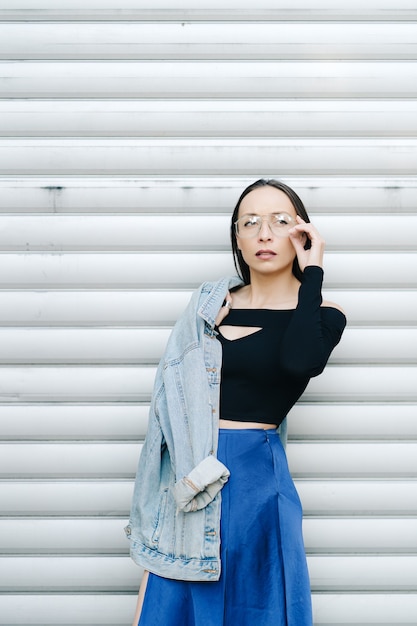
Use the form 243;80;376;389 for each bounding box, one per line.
0;2;416;624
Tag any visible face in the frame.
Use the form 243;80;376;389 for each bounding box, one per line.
236;185;299;278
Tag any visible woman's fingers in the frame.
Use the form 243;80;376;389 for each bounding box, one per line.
288;217;325;270
215;292;232;326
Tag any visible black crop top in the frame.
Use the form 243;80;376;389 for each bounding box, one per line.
216;266;346;426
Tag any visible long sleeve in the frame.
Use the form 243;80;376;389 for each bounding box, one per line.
279;265;346;377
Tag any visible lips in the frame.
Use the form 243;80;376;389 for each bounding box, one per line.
256;249;277;259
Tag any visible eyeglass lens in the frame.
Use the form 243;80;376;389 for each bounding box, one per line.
235;213;294;238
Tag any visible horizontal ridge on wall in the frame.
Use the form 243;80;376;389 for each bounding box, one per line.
0;139;417;175
0;214;415;251
1;0;417;22
1;100;417;138
1;479;416;517
0;327;414;364
2;61;417;99
1;441;417;479
0;365;415;402
0;252;415;288
0;403;416;441
0;554;416;592
0;290;416;326
1;516;417;554
1;22;417;60
0;177;415;214
0;592;416;626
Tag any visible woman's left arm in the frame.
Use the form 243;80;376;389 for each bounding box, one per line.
280;217;346;376
279;266;346;377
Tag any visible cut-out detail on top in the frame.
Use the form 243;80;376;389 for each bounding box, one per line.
218;326;263;341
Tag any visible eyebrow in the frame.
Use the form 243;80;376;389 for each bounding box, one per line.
239;211;293;216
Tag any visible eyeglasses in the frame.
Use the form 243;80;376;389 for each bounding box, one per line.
234;213;295;238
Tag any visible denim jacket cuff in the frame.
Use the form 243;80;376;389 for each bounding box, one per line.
173;455;230;513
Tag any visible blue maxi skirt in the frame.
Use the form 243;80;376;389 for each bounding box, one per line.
138;428;313;626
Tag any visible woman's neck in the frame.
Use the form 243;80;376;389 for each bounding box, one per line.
236;272;301;310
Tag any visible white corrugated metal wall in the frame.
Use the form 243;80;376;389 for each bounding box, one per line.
0;2;416;624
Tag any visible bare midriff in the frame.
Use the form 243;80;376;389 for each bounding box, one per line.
219;419;278;430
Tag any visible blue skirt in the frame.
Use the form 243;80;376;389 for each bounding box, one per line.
138;428;312;626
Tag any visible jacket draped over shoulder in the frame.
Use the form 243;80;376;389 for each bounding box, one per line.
125;276;243;581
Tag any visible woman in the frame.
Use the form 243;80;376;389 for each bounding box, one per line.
126;179;346;625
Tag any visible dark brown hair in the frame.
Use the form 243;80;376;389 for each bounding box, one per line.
231;179;311;284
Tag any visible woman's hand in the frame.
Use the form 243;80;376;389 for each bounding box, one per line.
288;216;325;272
215;292;232;326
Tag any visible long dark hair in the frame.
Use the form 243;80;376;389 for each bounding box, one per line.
231;179;311;284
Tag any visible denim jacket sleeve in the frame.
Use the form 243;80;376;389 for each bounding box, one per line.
172;455;230;512
150;279;236;513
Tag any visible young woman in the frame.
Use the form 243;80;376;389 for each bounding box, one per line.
126;179;346;626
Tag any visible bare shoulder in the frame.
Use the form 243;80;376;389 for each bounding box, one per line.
321;299;346;315
229;285;250;307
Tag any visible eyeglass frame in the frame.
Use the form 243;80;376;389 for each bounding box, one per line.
234;212;296;239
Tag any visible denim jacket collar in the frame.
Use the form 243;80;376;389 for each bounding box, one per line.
198;275;243;328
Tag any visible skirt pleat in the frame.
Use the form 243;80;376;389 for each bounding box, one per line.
138;428;313;626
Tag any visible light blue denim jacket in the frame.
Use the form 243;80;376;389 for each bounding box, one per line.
125;276;288;581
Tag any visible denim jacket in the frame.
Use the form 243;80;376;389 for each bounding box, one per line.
125;276;243;581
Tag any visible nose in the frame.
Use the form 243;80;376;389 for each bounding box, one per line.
258;217;272;240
